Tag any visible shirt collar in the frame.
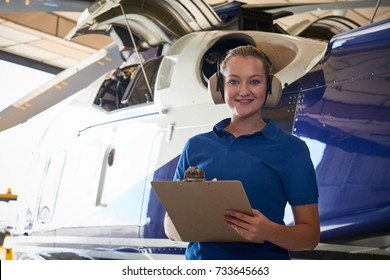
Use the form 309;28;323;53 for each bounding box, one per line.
213;118;279;140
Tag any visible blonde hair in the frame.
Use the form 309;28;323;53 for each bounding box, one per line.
219;45;272;78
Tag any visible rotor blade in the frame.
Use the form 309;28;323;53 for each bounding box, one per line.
0;0;93;13
0;43;123;132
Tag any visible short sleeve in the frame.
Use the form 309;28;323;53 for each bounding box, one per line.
281;142;319;206
173;141;190;181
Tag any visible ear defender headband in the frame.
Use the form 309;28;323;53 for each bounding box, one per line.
216;61;224;100
215;50;274;104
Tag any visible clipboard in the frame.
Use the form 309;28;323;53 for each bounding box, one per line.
151;180;253;242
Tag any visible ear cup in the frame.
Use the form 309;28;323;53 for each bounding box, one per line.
216;68;224;100
208;73;225;104
263;74;273;105
267;75;273;95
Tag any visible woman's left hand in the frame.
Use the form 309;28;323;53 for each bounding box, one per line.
224;209;271;243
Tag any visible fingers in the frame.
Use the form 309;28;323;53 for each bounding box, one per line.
225;216;250;240
224;213;248;229
225;209;253;222
224;209;265;243
225;209;261;225
224;210;254;235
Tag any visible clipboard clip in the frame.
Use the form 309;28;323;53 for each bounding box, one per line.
183;166;205;182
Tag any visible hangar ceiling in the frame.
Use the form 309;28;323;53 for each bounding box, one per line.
0;11;111;72
0;0;390;72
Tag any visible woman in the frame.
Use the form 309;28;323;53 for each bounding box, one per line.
165;45;320;260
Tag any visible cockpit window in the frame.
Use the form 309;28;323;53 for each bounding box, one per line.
93;56;163;112
121;56;163;106
93;65;137;111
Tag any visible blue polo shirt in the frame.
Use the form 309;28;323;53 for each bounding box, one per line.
174;118;318;260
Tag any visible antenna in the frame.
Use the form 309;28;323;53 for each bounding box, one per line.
118;3;153;96
370;0;382;23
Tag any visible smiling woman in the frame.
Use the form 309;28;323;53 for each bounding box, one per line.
165;44;320;260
